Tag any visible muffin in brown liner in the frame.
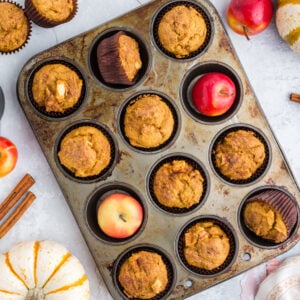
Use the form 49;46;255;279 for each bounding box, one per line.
25;0;78;28
210;124;271;186
55;120;118;183
152;0;213;60
147;153;209;215
239;186;299;248
26;58;86;120
113;245;176;300
0;1;32;54
118;91;180;153
176;216;238;276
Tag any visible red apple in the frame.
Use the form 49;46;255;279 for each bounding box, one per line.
0;136;18;177
97;193;143;239
226;0;273;39
192;72;236;117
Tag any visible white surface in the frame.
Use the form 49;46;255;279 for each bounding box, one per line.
1;0;300;299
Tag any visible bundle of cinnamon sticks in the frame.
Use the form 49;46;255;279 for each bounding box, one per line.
0;173;36;238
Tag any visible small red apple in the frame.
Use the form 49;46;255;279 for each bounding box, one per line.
97;193;143;239
192;72;236;117
0;136;18;178
226;0;273;39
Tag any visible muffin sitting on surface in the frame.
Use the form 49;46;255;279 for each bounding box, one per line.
118;250;168;299
153;159;204;209
124;94;174;148
32;63;83;113
157;5;207;58
214;129;266;180
58;126;111;178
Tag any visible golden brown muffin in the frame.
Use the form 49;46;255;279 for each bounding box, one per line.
153;160;204;208
214;129;266;180
124;94;174;148
118;250;168;299
0;2;30;53
184;221;230;270
97;31;142;85
157;5;207;58
58;126;111;177
32;63;83;113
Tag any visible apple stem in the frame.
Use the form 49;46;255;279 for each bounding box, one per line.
243;26;250;41
120;214;127;222
220;89;234;97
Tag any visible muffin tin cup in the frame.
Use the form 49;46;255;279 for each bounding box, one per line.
113;244;177;300
209;123;272;186
54;119;118;184
151;0;214;61
88;27;151;91
180;61;243;124
26;57;87;121
176;215;238;277
147;152;210;215
238;186;300;249
117;90;181;154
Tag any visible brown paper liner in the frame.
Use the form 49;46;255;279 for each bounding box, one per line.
25;0;77;28
0;1;32;54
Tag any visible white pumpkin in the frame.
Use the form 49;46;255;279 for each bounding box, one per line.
276;0;300;53
0;241;90;300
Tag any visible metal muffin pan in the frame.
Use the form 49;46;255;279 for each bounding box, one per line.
17;0;300;299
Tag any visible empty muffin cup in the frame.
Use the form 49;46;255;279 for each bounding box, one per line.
176;215;238;277
238;186;299;249
151;0;213;61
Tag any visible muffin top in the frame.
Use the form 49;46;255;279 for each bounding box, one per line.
31;0;74;22
214;129;266;180
118;250;168;299
32;63;83;113
124;94;174;148
58;126;111;177
0;2;30;52
153;159;204;209
157;5;207;58
184;221;230;271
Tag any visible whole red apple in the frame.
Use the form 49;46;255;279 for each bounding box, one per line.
97;193;143;239
192;72;236;117
226;0;273;39
0;136;18;177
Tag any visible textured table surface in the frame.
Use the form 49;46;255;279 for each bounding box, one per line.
1;0;300;299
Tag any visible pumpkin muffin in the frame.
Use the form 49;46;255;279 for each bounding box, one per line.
243;189;298;243
25;0;77;27
0;2;31;53
124;94;174;148
58;126;111;178
118;250;168;299
97;31;142;85
153;159;204;209
214;129;266;181
184;221;230;271
31;63;83;113
157;5;207;58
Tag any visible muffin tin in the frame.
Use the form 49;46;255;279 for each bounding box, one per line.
17;0;300;299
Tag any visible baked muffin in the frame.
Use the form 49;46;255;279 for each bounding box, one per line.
124;94;174;148
157;5;207;58
31;63;83;113
0;2;31;53
25;0;77;28
214;129;266;180
243;189;298;243
58;126;111;177
118;250;168;299
153;159;204;208
97;31;142;85
184;221;230;271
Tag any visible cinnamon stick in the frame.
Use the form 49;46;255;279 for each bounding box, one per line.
0;173;35;221
290;93;300;103
0;191;36;239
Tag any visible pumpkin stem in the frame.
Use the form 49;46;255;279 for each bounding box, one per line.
26;288;45;300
